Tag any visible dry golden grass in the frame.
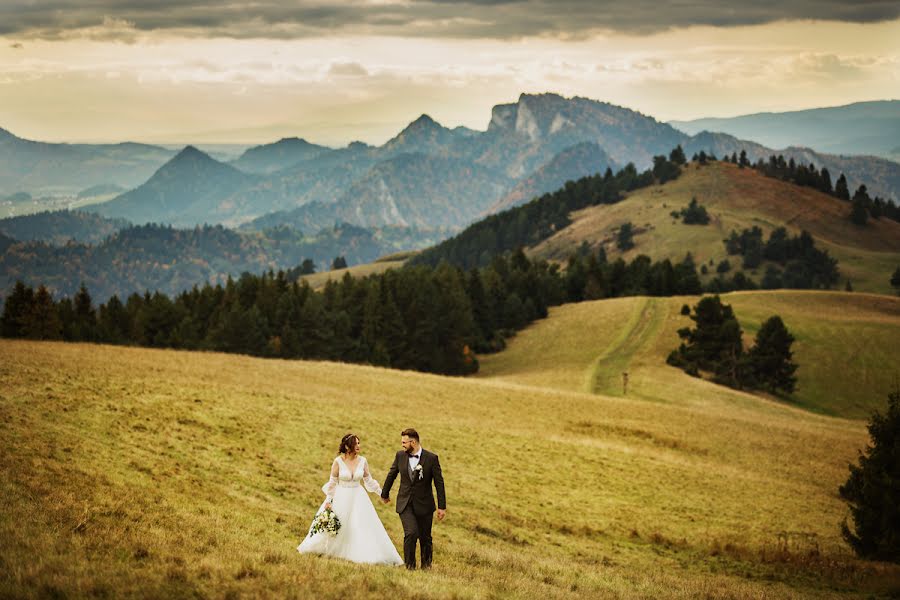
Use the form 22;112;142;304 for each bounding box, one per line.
530;162;900;294
2;333;899;598
300;260;406;289
479;290;900;419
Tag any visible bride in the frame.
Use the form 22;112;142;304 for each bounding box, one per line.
297;433;403;565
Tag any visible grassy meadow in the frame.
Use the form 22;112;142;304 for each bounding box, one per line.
3;289;900;599
529;162;900;294
479;291;900;419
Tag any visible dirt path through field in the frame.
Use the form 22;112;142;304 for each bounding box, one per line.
586;297;669;396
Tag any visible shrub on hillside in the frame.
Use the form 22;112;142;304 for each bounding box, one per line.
617;222;635;251
840;390;900;563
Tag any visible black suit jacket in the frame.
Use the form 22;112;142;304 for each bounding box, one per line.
381;449;446;514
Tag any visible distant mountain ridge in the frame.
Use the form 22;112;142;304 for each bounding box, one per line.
94;146;260;227
0;128;174;196
230;137;329;174
671;101;900;160
8;93;900;235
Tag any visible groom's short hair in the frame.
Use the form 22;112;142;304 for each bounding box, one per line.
401;428;419;441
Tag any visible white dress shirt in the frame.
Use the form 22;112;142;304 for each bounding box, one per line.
408;449;422;476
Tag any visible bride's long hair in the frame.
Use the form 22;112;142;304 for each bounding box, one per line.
338;433;359;455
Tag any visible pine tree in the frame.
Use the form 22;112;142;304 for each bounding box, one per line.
669;295;744;385
835;174;850;201
73;283;97;341
669;144;687;165
28;285;62;340
617;222;635;251
743;316;797;394
1;281;34;337
839;390;900;562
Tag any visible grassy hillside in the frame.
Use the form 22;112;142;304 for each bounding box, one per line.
301;259;408;289
2;339;899;598
479;291;900;419
530;162;900;294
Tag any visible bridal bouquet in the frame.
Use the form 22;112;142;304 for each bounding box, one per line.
309;508;341;537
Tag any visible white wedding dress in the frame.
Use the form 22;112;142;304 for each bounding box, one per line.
297;456;403;566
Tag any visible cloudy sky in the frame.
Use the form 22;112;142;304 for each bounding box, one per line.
1;1;898;145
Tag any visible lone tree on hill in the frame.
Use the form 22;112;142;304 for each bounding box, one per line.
834;174;851;201
891;267;900;295
680;197;711;225
850;185;871;226
331;256;348;270
667;295;743;384
840;389;900;563
617;222;635;251
741;316;797;394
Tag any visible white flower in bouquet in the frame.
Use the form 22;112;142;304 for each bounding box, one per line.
309;508;342;537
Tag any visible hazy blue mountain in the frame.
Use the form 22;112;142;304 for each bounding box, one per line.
230;137;330;174
247;152;510;232
14;92;896;236
382;114;462;156
0;209;130;245
0;231;14;254
77;184;127;199
0;127;174;196
90;146;259;227
0;222;436;302
488;142;618;213
671;101;900;159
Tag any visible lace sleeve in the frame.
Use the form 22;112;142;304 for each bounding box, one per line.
361;458;382;495
321;458;339;501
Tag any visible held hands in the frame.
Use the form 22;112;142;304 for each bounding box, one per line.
324;502;332;510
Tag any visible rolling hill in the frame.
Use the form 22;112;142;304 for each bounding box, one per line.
0;223;436;301
529;161;900;294
2;307;898;597
478;291;900;419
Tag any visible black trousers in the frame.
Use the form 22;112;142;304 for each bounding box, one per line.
399;505;433;569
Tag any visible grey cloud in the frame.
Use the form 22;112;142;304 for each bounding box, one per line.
0;1;897;40
328;62;369;77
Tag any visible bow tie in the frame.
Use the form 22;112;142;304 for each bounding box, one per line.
410;454;420;460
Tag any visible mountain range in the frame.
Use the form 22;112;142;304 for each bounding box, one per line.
0;128;174;196
92;94;900;233
2;94;899;241
670;100;900;161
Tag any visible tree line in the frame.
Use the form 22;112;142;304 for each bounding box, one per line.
734;152;899;224
719;226;839;290
0;244;707;375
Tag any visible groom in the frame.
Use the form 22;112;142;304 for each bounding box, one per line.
381;428;446;570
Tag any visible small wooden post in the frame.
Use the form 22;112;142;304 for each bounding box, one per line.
622;371;629;396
